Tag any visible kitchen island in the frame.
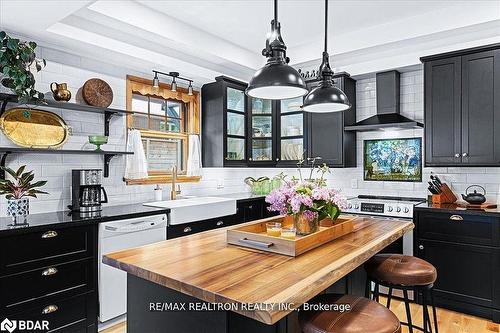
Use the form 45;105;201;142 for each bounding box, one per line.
103;215;414;332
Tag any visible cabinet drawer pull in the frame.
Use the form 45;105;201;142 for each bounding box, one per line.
216;221;224;226
42;267;58;276
42;305;58;314
41;231;58;239
419;245;424;250
248;205;253;209
239;238;274;248
183;227;192;233
450;215;463;221
454;153;460;158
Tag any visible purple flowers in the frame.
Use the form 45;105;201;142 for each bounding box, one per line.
265;180;347;222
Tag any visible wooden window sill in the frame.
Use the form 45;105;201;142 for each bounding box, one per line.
125;175;201;185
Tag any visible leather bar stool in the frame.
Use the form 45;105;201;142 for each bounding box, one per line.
365;254;439;333
299;294;401;333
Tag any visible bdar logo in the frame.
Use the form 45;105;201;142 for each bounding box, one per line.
0;318;16;333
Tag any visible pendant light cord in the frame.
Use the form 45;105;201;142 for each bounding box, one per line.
324;0;328;53
274;0;278;25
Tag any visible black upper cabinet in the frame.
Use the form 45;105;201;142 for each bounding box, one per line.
461;49;500;165
423;57;462;165
305;73;357;167
202;73;356;168
421;44;500;166
202;76;248;167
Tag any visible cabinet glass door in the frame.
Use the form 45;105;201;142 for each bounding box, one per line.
226;87;246;162
279;97;304;162
249;98;274;162
226;87;245;112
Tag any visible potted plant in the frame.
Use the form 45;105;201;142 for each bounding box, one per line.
0;31;46;103
265;164;347;236
0;165;48;224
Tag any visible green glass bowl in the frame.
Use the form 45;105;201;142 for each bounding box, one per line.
88;135;108;151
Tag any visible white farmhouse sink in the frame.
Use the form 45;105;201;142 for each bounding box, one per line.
143;197;236;225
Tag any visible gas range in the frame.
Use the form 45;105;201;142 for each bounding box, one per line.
344;195;426;219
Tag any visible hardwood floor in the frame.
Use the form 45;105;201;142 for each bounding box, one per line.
101;299;499;333
380;297;499;333
101;321;125;333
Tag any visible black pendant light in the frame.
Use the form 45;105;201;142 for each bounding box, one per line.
246;0;307;100
302;0;350;113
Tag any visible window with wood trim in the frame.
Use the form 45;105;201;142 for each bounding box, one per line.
125;75;200;185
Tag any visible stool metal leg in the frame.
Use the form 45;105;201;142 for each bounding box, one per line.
422;289;432;333
403;289;414;333
430;288;439;333
374;282;380;302
386;287;393;309
365;278;371;299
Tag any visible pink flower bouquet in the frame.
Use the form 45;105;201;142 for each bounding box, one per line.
265;180;347;235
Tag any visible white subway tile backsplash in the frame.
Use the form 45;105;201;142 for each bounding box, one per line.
467;173;500;183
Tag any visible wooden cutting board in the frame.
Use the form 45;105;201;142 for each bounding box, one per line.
457;201;498;209
82;78;113;108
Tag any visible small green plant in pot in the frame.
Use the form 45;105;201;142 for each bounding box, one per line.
0;165;48;224
0;31;46;103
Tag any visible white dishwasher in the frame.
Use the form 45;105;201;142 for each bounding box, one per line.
98;214;167;323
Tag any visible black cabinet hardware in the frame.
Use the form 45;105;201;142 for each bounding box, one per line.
41;267;58;276
41;230;58;238
42;305;58;315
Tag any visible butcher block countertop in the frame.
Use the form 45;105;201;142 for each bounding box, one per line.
103;214;414;325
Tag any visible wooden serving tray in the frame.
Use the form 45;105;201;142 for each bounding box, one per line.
227;215;355;256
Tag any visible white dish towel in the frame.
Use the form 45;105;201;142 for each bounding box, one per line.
124;129;149;179
187;134;202;177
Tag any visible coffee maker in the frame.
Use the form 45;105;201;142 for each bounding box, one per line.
69;169;108;212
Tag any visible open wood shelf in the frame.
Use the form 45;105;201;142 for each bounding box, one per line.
0;147;133;179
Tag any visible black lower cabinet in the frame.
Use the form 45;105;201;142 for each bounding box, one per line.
414;209;500;323
0;225;98;332
167;197;277;239
7;292;97;333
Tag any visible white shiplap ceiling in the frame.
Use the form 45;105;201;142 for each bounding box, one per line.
1;0;499;83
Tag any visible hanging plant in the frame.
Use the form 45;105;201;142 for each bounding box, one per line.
0;31;46;103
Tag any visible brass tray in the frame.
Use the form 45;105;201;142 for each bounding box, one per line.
0;108;70;148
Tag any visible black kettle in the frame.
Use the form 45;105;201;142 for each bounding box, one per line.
461;185;487;205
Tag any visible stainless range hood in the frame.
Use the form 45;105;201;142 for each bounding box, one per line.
345;70;423;131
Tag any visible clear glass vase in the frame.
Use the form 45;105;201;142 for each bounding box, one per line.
294;213;319;236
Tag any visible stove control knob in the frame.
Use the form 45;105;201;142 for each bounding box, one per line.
404;207;410;213
396;207;402;213
354;204;359;210
387;206;393;212
348;204;352;209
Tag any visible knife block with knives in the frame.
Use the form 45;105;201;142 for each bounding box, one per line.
428;175;458;204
